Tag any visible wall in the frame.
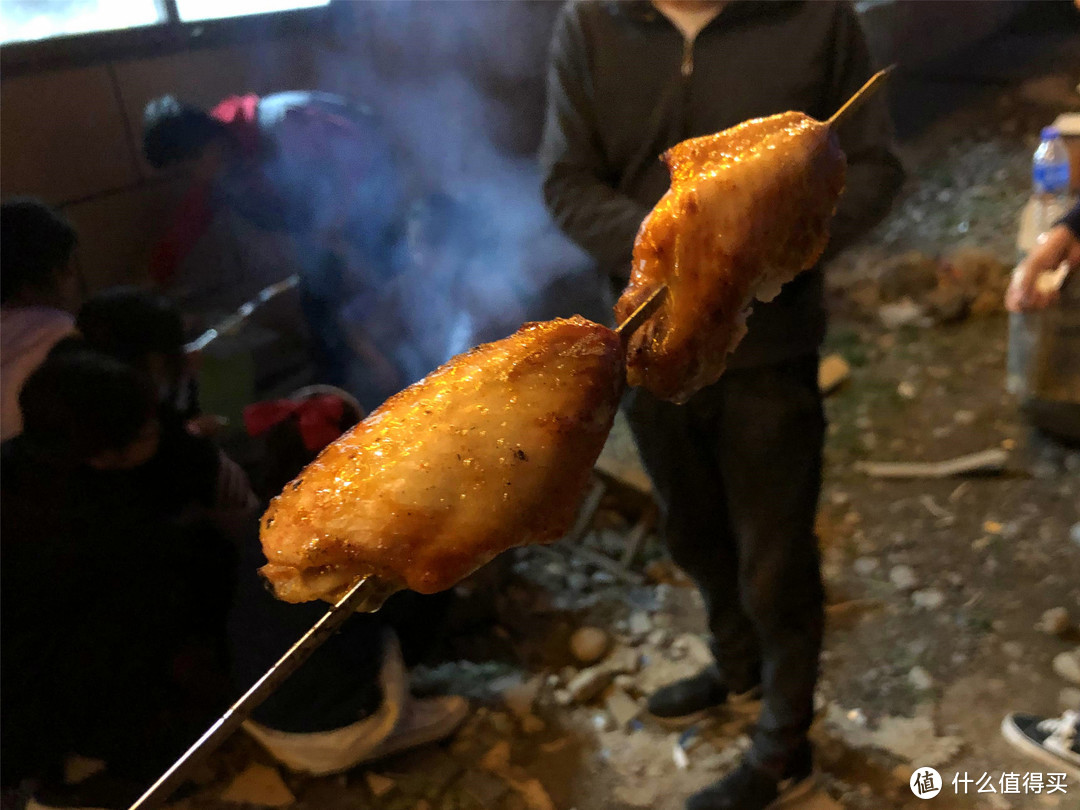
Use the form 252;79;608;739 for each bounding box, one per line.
0;2;570;323
1;30;326;301
0;0;1019;312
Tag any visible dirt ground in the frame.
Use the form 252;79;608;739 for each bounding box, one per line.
163;15;1080;810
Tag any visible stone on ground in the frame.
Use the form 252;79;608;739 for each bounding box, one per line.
570;626;611;664
219;763;295;807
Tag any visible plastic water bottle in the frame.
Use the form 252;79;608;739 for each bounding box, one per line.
1016;126;1072;255
1008;127;1075;396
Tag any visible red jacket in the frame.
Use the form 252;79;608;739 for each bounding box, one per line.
149;95;261;286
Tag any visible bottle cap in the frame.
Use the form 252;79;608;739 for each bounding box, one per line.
1041;126;1061;140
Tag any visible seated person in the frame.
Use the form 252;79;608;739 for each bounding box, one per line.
407;194;526;350
76;286;257;513
230;385;466;775
342;192;515;401
1;350;235;806
396;193;485;377
77;285;197;417
0;198;78;441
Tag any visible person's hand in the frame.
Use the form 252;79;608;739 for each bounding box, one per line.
1006;224;1080;312
186;414;229;438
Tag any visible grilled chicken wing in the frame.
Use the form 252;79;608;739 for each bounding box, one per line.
260;316;623;600
615;111;846;403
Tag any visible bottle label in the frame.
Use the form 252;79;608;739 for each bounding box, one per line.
1033;162;1070;194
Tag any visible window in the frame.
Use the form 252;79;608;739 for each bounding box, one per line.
0;0;166;45
176;0;328;24
0;0;330;46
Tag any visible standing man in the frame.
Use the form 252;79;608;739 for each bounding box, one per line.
540;2;903;808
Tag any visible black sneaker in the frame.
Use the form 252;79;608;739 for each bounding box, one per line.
686;749;814;810
647;666;757;725
1001;710;1080;776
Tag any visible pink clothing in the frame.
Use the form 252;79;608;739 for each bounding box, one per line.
1;306;76;440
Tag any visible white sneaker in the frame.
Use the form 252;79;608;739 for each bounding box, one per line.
243;632;407;775
1001;710;1080;778
243;633;469;775
365;694;470;763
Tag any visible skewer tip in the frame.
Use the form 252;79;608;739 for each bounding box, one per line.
826;64;896;128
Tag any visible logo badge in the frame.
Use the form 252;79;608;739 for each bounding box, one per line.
910;767;942;799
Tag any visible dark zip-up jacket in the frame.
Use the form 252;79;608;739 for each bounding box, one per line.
540;0;904;368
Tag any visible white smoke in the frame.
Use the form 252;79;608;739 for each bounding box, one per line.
310;0;604;400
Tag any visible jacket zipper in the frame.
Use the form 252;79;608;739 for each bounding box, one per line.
681;37;694;77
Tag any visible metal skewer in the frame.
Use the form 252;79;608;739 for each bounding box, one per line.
129;574;399;810
616;284;668;339
132;71;895;807
826;65;895;128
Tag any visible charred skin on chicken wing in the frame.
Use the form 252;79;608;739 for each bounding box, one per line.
259;316;623;600
615;111;846;403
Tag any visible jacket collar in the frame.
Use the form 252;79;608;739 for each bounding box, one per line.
607;1;802;29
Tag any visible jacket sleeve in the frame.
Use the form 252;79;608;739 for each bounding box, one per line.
149;180;215;287
820;1;905;261
1059;199;1080;237
539;2;651;279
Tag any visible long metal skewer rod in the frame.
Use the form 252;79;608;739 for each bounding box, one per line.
131;71;894;807
826;65;895;128
616;284;668;338
129;575;396;810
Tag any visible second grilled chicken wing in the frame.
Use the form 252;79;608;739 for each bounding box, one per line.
260;316;623;600
615;111;846;403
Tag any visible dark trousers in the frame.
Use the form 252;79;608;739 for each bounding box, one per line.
625;354;825;777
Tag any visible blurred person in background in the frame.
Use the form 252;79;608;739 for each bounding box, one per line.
332;192;520;406
142;92;407;397
400;193;484;373
354;192;498;389
540;2;903;808
78;286;201;422
229;387;467;777
1;350;234;809
76;286;258;513
1006;199;1080;446
0;198;78;441
1001;200;1079;772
